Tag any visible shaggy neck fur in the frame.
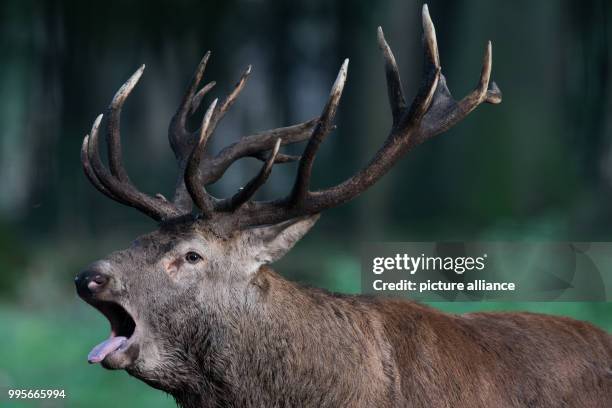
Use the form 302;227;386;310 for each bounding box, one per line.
168;266;403;408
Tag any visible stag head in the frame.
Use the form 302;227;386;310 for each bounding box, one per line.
75;4;500;392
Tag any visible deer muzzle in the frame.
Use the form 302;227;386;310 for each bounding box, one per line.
75;261;140;369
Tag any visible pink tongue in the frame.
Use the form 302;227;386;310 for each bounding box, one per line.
88;336;127;364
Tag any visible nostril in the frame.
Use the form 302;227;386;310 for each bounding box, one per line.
87;274;109;292
75;266;111;297
92;274;107;285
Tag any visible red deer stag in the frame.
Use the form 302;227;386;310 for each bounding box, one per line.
75;5;612;407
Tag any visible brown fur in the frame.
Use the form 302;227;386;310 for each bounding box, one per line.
76;215;612;407
174;267;612;407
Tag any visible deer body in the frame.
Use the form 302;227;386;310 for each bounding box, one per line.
145;267;612;408
75;4;612;407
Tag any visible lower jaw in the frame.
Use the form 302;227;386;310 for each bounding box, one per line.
101;342;140;370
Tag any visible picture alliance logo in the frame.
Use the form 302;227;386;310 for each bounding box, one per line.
372;253;488;275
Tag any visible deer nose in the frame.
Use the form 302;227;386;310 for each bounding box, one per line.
75;265;111;297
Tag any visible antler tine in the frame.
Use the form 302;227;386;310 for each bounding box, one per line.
190;80;217;115
217;138;282;212
84;114;180;221
401;4;441;129
422;4;440;69
86;115;113;190
201;65;252;145
171;51;211;140
454;41;492;113
377;28;407;126
457;41;503;108
106;65;145;182
81;134;120;202
290;59;348;205
184;98;219;218
216;66;252;120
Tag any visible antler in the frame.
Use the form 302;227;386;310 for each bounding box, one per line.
234;4;502;228
82;4;501;230
82;53;316;222
165;51;319;215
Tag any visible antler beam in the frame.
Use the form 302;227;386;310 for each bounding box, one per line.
235;4;502;228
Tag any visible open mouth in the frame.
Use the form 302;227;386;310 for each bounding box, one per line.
87;301;137;365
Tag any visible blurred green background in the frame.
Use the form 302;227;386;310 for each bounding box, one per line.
1;0;611;406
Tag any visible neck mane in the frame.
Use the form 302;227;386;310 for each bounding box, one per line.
170;266;421;408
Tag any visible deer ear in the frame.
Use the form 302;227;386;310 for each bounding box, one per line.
248;215;320;265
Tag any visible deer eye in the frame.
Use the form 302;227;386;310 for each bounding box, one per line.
185;252;202;264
